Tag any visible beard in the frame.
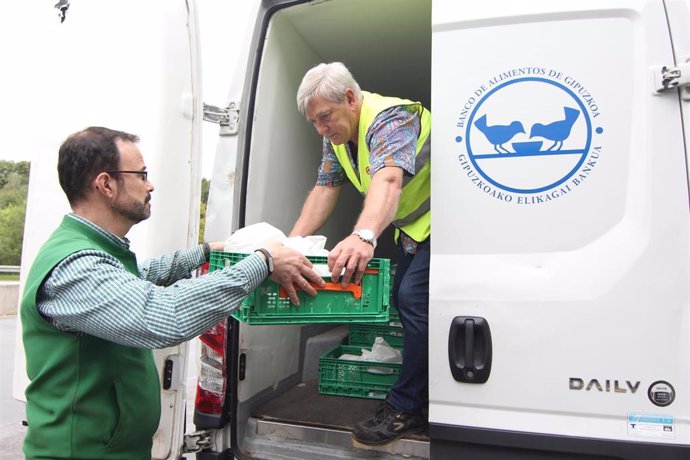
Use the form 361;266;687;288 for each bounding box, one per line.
112;195;151;224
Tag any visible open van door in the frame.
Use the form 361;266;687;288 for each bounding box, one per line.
430;0;690;458
11;1;203;458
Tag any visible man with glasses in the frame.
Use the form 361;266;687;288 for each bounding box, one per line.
20;126;324;460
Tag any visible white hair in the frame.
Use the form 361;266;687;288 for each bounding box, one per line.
296;62;362;116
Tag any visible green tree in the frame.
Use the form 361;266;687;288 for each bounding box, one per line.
0;160;30;265
0;173;28;208
201;177;210;204
0;160;30;189
0;203;26;265
198;178;210;243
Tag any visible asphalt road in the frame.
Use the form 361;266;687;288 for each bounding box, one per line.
0;315;26;460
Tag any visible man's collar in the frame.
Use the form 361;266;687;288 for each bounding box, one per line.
67;213;131;248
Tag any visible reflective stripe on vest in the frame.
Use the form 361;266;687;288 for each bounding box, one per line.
332;91;431;242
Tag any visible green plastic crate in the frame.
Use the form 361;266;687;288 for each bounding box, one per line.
388;305;402;327
318;345;400;400
348;323;404;350
387;265;402;327
209;251;390;325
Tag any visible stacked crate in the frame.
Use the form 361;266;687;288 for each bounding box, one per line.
317;345;401;400
319;266;406;400
349;263;404;350
347;306;404;349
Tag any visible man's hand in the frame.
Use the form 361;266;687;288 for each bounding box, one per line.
208;242;226;251
328;234;374;287
264;242;325;305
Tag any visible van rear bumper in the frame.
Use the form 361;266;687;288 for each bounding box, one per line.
430;423;690;460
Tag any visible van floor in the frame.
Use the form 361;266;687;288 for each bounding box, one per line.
252;380;429;442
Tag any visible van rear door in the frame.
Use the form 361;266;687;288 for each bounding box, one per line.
10;2;202;459
430;0;690;458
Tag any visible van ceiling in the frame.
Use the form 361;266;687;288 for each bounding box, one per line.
279;0;432;106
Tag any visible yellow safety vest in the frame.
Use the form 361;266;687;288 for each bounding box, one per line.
332;91;431;242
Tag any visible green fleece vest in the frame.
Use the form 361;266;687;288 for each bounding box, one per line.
332;91;431;242
21;216;160;460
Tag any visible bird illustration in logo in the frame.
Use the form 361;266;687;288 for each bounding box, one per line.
529;107;580;151
474;114;525;154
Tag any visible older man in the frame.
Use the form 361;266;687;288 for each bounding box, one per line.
21;126;323;459
290;62;431;445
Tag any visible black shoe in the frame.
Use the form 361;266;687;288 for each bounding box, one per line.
352;401;427;446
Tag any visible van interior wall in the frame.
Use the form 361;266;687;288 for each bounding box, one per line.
244;0;432;242
237;0;431;424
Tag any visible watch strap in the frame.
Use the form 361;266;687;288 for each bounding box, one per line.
254;248;274;276
352;229;377;248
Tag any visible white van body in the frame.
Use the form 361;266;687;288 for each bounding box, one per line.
13;0;690;459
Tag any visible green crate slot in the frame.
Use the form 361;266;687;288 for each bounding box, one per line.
209;251;390;325
348;324;404;349
318;345;400;400
388;305;401;327
387;265;402;327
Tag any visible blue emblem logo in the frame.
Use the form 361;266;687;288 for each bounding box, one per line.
455;69;603;203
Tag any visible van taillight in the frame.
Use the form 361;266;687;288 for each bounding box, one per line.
195;320;227;415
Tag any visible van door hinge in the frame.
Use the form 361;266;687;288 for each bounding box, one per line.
203;102;240;136
653;57;690;100
182;430;213;453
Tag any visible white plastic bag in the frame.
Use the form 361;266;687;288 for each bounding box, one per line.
224;222;286;252
223;223;329;257
338;337;402;364
361;337;402;364
283;235;329;256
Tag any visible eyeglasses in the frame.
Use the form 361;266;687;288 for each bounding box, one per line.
106;170;148;182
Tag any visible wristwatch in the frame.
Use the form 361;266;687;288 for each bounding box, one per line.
254;248;274;275
352;229;377;249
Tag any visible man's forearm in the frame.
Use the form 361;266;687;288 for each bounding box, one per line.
139;246;206;286
290;185;341;237
354;167;402;236
39;251;267;349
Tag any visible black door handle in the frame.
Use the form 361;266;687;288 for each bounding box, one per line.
448;316;492;383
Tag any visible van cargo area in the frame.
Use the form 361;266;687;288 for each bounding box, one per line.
206;0;432;458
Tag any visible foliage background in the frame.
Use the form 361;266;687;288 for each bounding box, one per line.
0;161;211;266
0;161;30;266
199;178;209;243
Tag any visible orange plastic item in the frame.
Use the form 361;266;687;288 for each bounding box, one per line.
278;269;379;300
279;282;360;299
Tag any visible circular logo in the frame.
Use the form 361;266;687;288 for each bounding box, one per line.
466;77;592;194
454;68;605;204
648;381;675;407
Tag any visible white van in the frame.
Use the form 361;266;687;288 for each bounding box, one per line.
12;0;690;459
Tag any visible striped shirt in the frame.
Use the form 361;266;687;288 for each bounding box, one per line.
37;214;267;349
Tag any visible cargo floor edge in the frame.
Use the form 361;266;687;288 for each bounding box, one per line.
246;380;430;459
430;423;690;460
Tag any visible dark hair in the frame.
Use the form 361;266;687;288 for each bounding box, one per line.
58;126;139;205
